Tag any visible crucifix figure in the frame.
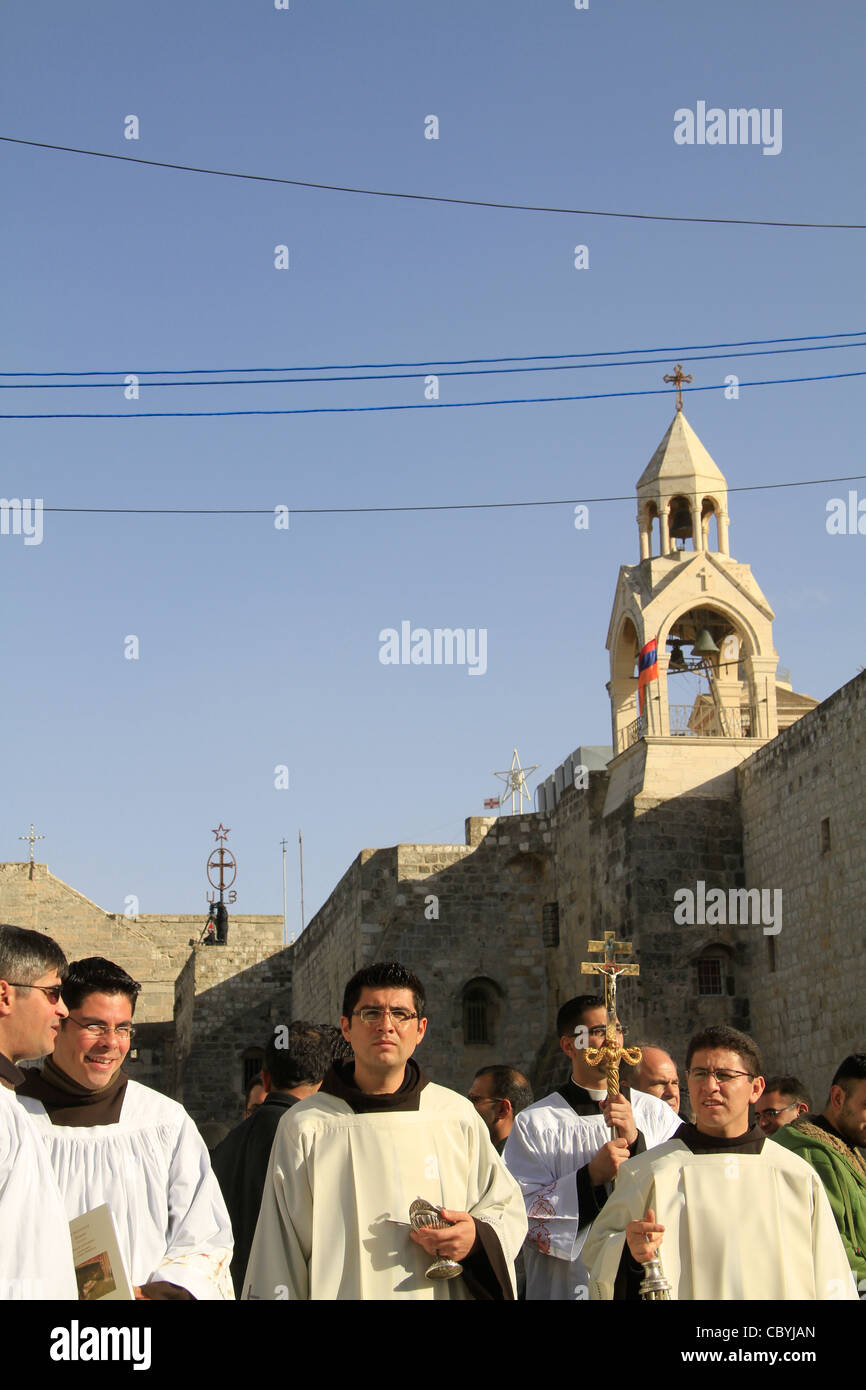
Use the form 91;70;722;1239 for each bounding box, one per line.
581;932;672;1300
580;931;643;1115
19;823;45;881
662;363;693;412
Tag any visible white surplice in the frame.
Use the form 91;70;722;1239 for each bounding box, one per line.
20;1079;233;1300
0;1085;78;1300
242;1082;528;1300
583;1138;859;1300
503;1085;681;1300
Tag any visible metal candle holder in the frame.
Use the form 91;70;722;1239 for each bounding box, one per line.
638;1255;673;1300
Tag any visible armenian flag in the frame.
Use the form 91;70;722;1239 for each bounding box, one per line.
638;638;658;714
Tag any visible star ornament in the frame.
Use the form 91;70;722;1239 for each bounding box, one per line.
492;749;539;814
211;824;230;842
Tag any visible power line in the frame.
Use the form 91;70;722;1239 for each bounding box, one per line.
3;330;864;378
3;340;865;391
39;474;866;517
4;370;865;419
2;134;864;231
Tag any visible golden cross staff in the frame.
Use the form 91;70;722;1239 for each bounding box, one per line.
581;932;643;1136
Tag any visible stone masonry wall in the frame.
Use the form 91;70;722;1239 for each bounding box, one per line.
291;820;556;1094
0;863;286;1121
739;669;866;1103
180;940;293;1125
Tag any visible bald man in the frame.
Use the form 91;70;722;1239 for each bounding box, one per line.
629;1045;681;1114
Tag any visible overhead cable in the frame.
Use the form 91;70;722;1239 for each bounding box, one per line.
2;135;864;230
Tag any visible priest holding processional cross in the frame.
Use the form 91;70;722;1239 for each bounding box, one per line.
580;932;671;1299
503;932;682;1300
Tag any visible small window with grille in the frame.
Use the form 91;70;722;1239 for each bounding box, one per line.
464;989;490;1044
696;956;723;996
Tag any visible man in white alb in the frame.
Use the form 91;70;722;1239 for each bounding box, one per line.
503;994;680;1300
583;1024;857;1300
243;960;528;1300
18;955;233;1300
0;923;78;1300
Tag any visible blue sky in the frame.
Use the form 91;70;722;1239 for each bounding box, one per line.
1;0;863;931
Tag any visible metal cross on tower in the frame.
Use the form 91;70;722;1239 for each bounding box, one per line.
19;823;45;881
663;363;694;412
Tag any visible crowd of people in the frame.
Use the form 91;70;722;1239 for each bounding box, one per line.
1;922;863;1301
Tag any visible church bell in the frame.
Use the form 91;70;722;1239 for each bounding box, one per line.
691;628;720;657
668;502;693;539
668;641;688;672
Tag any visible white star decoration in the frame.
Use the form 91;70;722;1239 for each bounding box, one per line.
492;749;539;815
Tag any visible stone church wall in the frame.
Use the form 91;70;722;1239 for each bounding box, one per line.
291;820;556;1093
540;772;750;1093
739;669;866;1104
0;863;287;1124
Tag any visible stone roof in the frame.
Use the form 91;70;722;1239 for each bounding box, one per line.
637;411;728;494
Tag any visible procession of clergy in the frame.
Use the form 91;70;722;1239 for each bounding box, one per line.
1;922;863;1301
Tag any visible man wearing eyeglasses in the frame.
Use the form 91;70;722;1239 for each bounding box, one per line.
583;1024;856;1299
0;922;78;1298
503;994;681;1300
468;1066;533;1154
17;955;233;1300
243;960;527;1299
772;1055;866;1292
754;1074;811;1134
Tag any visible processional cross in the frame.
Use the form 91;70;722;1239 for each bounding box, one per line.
580;931;643;1109
581;932;672;1299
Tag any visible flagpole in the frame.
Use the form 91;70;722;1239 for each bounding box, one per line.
298;828;305;935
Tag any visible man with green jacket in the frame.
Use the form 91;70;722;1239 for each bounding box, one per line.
773;1054;866;1295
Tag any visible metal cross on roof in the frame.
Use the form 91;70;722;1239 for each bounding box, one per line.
663;363;694;412
19;823;45;880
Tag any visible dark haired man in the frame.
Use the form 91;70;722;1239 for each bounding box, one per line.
503;994;680;1300
469;1066;533;1154
18;955;233;1300
583;1024;856;1299
213;1021;335;1294
755;1074;811;1134
772;1054;866;1290
0;923;78;1298
243;961;527;1299
243;1073;267;1120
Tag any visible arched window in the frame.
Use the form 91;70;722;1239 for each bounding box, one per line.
461;978;502;1046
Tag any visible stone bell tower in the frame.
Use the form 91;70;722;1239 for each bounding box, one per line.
604;391;780;811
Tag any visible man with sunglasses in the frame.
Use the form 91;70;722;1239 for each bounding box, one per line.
0;923;78;1298
18;955;233;1300
583;1024;856;1299
243;960;527;1299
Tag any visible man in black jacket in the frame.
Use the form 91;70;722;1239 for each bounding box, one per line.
212;1021;335;1294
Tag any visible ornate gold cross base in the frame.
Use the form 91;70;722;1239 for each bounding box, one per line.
585;1037;643;1103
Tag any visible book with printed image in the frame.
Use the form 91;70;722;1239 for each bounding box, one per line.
70;1203;134;1301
